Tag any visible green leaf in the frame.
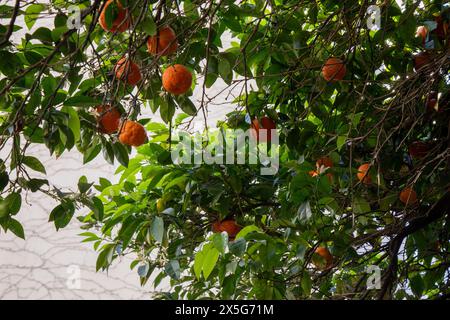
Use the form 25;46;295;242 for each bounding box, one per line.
337;135;347;151
113;142;129;167
104;1;119;30
235;225;260;240
297;201;312;222
301;272;312;295
22;156;46;174
229;237;246;256
141;16;156;36
31;27;53;43
96;244;115;271
410;274;424;298
6;192;21;215
175;96;197;116
0;51;22;77
8;218;25;239
48;201;75;230
193;250;205;280
150;216;164;243
23;178;48;192
160;97;175;123
353;197;371;214
91;197;104;221
218;58;232;84
212;232;228;254
63;96;103;107
25;4;45;29
205;57;219;88
42;76;57;95
202;246;220;279
102;142;115;165
165;260;180;280
83;143;101;164
0;171;8;191
62;106;81;142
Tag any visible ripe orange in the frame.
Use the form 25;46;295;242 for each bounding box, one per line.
399;187;418;206
251;116;276;143
114;58;142;86
99;0;130;33
434;15;449;41
309;170;333;183
162;64;192;95
212;219;241;240
357;163;371;184
147;26;178;56
408;141;430;159
118;120;147;147
413;52;431;71
96;105;121;134
416;26;428;43
322;58;346;82
316;157;333;169
309;170;318;177
426;91;438;111
250;118;260;142
313;246;333;270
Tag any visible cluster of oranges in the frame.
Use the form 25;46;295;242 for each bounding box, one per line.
307;155;418;210
95;0;194;147
309;21;447;263
356;163;417;206
315;15;449;210
357;161;417;206
414;14;448;111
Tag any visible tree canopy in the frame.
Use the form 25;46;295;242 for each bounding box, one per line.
0;0;449;300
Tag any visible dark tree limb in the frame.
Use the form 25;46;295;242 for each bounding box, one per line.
0;0;21;48
378;192;450;299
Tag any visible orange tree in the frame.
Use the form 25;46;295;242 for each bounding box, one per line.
0;0;449;299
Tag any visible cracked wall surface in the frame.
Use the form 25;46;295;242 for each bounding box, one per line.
0;146;156;299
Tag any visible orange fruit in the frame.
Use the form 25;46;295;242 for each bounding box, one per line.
96;105;121;134
162;64;192;95
322;58;346;82
260;116;276;130
416;26;428;43
426;91;438;112
313;246;333;270
309;170;333;183
114;57;142;86
99;0;130;33
147;26;178;56
316;157;333;169
118;120;147;147
408;141;430;159
251;116;276;143
357;163;371;184
399;187;418;206
413;52;431;71
212;219;241;240
250;118;260;142
309;170;319;177
433;15;449;41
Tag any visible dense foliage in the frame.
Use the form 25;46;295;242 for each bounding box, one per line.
0;0;449;299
